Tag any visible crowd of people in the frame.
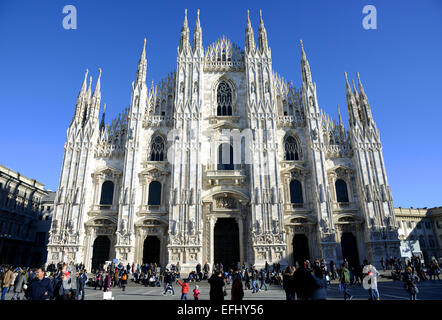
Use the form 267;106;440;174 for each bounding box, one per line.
0;255;439;301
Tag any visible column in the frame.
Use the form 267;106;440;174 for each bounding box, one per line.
209;216;216;265
236;216;244;264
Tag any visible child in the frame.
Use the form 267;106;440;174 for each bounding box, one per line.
193;285;200;300
176;278;189;300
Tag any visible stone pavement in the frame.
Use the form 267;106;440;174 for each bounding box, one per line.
4;272;442;301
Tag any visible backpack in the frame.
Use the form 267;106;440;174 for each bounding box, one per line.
122;274;127;281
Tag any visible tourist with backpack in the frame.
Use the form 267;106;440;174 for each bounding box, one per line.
339;263;353;300
121;270;128;291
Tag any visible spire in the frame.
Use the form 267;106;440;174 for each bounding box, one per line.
300;40;312;86
357;72;366;97
193;9;203;52
352;79;358;98
258;9;268;53
356;72;373;125
338;104;343;127
344;71;353;97
86;76;92;99
300;39;307;62
245;9;255;54
136;38;147;84
78;69;88;98
73;69;89;124
92;68;101;99
344;72;360;126
100;103;106;131
179;9;190;53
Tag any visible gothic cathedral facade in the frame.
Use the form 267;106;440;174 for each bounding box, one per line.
47;10;400;272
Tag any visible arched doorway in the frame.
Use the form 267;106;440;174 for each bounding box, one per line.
143;236;160;264
214;218;239;270
341;232;359;268
91;236;110;271
292;234;309;266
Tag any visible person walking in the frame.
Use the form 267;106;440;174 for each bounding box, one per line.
293;261;316;300
11;268;25;300
259;269;268;291
431;261;440;280
339;263;353;300
282;266;296;300
121;270;128;292
403;267;419;300
380;257;385;272
77;270;87;300
231;275;244;301
25;268;53;300
162;269;175;296
59;272;72;300
103;271;112;292
330;261;338;280
1;265;13;300
251;267;259;293
176;278;189;300
244;268;251;291
311;265;327;300
363;261;380;300
208;271;226;301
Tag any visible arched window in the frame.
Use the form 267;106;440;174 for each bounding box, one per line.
284;135;300;160
148;181;161;206
290;180;303;204
218;143;234;170
216;81;233;116
100;181;114;205
150;135;165;161
335;179;349;203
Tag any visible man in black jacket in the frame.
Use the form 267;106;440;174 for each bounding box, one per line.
25;268;53;300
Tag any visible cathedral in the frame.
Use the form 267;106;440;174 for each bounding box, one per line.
47;9;400;272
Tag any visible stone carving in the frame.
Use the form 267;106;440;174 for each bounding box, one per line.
170;220;177;235
216;197;236;209
188;218;195;235
120;218;127;234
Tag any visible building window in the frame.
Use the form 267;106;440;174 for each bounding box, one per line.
419;235;426;248
148;181;161;206
218;144;234;170
289;180;303;204
335;179;349;203
216;81;233;116
100;181;114;205
407;221;412;229
284;135;300;160
150;135;165;161
428;236;435;248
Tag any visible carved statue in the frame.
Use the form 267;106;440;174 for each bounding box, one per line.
255;220;262;235
67;220;74;233
188;218;195;235
120;218;128;234
171;219;177;235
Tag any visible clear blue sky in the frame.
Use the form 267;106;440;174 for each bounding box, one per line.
0;0;441;208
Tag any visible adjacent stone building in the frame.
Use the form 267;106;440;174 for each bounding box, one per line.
47;10;400;272
0;164;53;266
395;207;442;262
